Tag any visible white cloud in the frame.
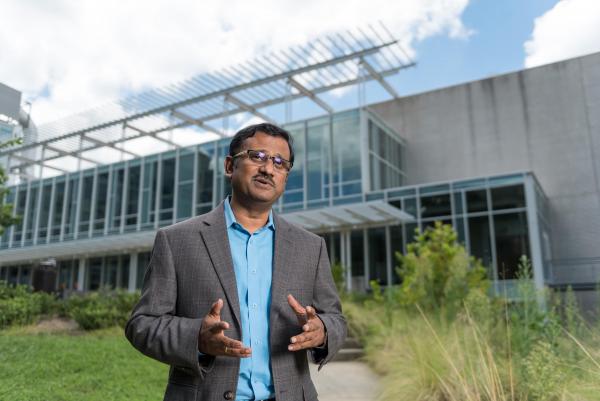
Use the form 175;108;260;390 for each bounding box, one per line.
524;0;600;68
0;0;471;126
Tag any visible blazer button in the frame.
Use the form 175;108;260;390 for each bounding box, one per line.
223;390;234;400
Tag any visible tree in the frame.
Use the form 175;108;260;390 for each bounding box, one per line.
0;138;22;235
395;221;490;314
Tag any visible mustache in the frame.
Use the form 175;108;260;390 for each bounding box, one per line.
253;174;274;186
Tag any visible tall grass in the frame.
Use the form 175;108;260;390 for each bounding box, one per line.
341;224;600;401
344;296;600;401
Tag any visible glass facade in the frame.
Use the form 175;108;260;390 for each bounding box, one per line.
320;172;543;292
0;108;546;295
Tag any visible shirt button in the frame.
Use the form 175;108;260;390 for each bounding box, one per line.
252;269;257;274
223;390;234;400
252;303;257;309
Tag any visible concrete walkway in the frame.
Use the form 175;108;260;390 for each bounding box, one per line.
310;361;380;401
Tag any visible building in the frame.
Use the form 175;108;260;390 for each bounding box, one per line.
0;82;37;178
0;31;598;306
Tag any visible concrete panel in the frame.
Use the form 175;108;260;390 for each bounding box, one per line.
370;52;600;275
0;82;21;121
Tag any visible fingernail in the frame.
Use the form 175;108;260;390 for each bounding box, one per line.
303;325;309;331
288;345;294;351
291;337;296;343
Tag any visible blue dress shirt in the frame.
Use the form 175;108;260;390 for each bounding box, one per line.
223;198;275;401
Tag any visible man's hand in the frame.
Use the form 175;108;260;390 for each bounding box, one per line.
287;294;326;351
198;299;252;358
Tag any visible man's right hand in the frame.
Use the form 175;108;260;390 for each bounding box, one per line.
198;299;252;358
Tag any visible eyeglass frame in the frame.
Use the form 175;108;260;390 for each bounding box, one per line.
231;149;293;172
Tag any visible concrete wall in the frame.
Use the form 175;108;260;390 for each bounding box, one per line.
370;52;600;283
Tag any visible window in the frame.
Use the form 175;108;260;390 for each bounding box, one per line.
37;182;53;242
332;111;361;197
307;119;330;207
87;258;102;290
494;213;530;279
159;158;176;223
368;119;404;191
78;173;94;235
420;194;451;218
491;185;526;210
108;167;125;233
24;185;39;244
63;174;80;239
13;185;27;244
141;158;158;229
368;227;387;285
177;151;194;220
350;230;364;279
283;124;305;207
467;190;488;213
50;180;65;241
468;216;492;269
125;164;141;228
93;170;109;234
196;148;214;215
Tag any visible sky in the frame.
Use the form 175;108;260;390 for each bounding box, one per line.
1;0;600;133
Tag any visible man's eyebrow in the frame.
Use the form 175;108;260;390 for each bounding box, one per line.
257;149;286;158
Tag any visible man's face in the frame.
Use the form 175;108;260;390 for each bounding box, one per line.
225;131;290;206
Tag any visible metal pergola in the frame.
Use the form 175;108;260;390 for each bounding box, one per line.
1;23;415;179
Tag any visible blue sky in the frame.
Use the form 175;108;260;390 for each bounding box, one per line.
396;0;560;97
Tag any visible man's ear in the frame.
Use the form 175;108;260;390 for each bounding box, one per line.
224;156;234;179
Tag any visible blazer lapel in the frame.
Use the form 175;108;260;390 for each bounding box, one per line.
270;213;295;319
198;202;241;329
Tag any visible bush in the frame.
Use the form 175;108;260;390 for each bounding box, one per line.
0;281;139;331
0;281;60;329
64;289;139;330
395;222;490;317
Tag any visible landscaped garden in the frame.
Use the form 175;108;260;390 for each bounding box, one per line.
1;223;599;400
340;223;600;401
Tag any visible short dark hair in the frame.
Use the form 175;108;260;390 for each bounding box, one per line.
229;123;294;165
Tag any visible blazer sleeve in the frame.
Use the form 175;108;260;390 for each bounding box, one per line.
311;237;347;370
124;229;213;378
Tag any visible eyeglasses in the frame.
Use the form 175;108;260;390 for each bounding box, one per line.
232;149;293;172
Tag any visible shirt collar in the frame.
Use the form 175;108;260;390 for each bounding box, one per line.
224;196;275;231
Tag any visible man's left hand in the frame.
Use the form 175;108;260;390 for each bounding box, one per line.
287;294;326;351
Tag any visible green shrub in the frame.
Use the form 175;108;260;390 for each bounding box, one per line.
64;289;139;330
395;222;489;317
0;281;60;329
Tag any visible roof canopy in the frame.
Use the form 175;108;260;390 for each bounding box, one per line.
282;200;414;232
2;23;414;179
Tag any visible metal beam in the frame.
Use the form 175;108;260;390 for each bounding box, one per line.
359;57;399;98
169;110;225;137
288;77;333;114
224;94;275;123
82;134;140;158
45;144;101;166
9;153;69;173
125;123;180;148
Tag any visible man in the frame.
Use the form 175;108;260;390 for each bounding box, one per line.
125;123;347;401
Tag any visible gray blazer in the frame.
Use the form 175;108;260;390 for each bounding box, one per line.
125;201;347;401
